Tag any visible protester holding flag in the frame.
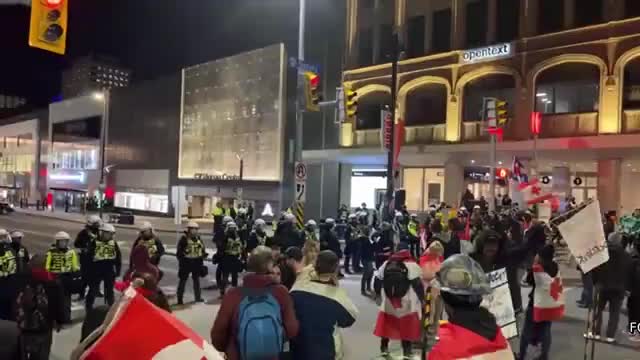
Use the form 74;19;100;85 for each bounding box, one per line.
211;246;299;360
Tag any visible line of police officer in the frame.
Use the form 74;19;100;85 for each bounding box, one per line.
0;229;30;321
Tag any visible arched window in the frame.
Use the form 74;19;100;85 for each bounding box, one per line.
356;91;391;130
535;63;600;114
405;83;447;126
623;57;640;110
463;74;515;122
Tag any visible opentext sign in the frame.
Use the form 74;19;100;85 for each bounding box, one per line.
462;43;512;63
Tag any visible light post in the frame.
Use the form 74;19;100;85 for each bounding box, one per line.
94;90;109;220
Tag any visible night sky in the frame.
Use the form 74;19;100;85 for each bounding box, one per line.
0;0;342;108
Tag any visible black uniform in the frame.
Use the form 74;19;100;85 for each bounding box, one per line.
247;229;269;253
319;224;342;259
176;233;206;304
85;235;121;309
344;221;362;273
74;227;99;299
219;231;244;296
0;243;17;320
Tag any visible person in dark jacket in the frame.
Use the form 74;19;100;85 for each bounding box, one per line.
176;221;207;305
360;223;376;296
74;215;101;300
343;214;361;274
85;224;122;310
290;250;357;360
319;218;342;259
9;231;30;276
211;246;299;360
518;244;559;360
589;232;632;343
372;222;395;298
246;218;269;254
276;214;303;250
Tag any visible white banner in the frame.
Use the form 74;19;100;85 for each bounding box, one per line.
557;200;609;273
481;268;518;339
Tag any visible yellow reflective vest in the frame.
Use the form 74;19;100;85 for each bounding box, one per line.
408;220;419;237
46;248;80;273
0;250;17;278
185;238;205;259
94;240;118;261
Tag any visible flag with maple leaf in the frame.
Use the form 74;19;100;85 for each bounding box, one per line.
517;178;555;205
532;263;565;322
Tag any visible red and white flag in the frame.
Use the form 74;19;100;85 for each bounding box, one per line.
518;178;555;205
79;290;224;360
532;264;565;322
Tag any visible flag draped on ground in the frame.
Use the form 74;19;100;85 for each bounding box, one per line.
557;200;609;273
79;289;224;360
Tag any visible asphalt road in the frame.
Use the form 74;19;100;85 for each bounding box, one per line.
2;213;639;359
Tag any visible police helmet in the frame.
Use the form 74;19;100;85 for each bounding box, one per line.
306;219;317;227
325;218;335;225
238;207;247;215
254;219;266;227
100;224;116;233
186;221;199;229
222;216;234;225
87;215;102;227
410;213;418;219
226;222;238;231
435;254;491;297
394;212;403;219
139;221;154;232
284;213;296;222
348;214;357;220
9;230;23;239
0;229;10;243
54;231;71;241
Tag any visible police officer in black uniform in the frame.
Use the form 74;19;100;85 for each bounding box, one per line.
74;215;101;300
0;229;17;320
247;218;269;253
177;221;206;305
9;231;30;276
85;224;121;310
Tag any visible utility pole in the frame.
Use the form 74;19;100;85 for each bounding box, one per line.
384;31;400;221
483;97;497;213
295;0;306;163
98;90;110;220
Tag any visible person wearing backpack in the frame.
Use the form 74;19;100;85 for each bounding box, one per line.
290;250;358;360
373;243;424;359
14;254;65;360
211;245;299;360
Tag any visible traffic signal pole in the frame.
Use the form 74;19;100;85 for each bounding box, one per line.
295;0;306;163
384;31;400;222
483;97;496;213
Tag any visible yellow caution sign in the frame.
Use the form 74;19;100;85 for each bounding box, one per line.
295;202;305;230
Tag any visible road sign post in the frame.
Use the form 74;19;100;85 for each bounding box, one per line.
294;162;307;229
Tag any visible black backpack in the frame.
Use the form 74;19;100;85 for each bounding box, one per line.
15;283;50;333
383;260;410;298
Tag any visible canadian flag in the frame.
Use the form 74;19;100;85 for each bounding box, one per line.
80;290;224;360
518;178;555;205
532;264;565;322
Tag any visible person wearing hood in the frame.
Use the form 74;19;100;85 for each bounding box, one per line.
125;244;160;283
14;253;65;360
0;229;17;320
429;254;514;359
588;232;632;343
85;224;122;310
373;243;424;358
74;215;101;301
131;222;165;266
176;221;207;305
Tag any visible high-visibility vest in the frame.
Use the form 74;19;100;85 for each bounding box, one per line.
140;239;159;258
185;237;205;259
225;237;243;256
94;240;117;261
408;221;418;237
0;250;17;277
305;230;317;242
46;249;80;273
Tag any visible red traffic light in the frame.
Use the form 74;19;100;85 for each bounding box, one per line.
43;0;63;8
497;168;509;179
309;74;320;88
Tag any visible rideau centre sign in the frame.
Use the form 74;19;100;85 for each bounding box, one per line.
462;43;512;64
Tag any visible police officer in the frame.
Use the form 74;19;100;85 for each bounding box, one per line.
177;221;206;305
219;222;244;297
301;219;320;266
132;222;165;266
247;218;269;253
86;224;121;310
214;215;235;289
371;222;395;298
75;215;101;300
46;231;80;323
0;229;17;320
408;214;420;259
9;231;29;275
344;214;361;274
320;218;343;277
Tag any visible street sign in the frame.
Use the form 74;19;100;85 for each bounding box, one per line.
295;182;306;202
295;162;307;182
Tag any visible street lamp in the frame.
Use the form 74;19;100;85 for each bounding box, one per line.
93;90;109;219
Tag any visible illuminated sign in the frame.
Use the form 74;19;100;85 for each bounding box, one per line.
49;172;85;182
194;173;242;181
462;43;512;64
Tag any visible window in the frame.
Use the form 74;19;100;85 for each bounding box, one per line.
432;8;452;53
623;57;640;109
378;24;394;64
463;75;515;122
538;0;564;34
358;28;373;67
407;16;426;58
405;84;448;125
626;0;640;19
575;0;603;27
535;63;600;114
356;92;390;130
466;0;488;47
497;0;520;42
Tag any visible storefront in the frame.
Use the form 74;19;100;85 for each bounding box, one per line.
402;167;445;211
0;120;40;203
350;169;387;209
113;169;170;214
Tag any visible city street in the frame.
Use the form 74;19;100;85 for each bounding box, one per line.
1;213;638;359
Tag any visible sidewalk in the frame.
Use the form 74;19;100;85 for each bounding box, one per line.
14;207;215;234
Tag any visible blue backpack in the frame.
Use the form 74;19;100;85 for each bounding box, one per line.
237;286;284;360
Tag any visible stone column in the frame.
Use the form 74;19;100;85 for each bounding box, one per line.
487;0;498;43
597;159;621;213
452;0;467;49
564;0;575;29
446;94;461;142
444;161;465;207
519;0;539;37
345;0;360;69
599;73;622;134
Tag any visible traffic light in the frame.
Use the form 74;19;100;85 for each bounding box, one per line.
303;71;321;112
29;0;68;55
496;100;509;126
344;84;358;122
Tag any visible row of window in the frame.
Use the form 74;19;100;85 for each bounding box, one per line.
359;0;640;67
355;60;640;129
